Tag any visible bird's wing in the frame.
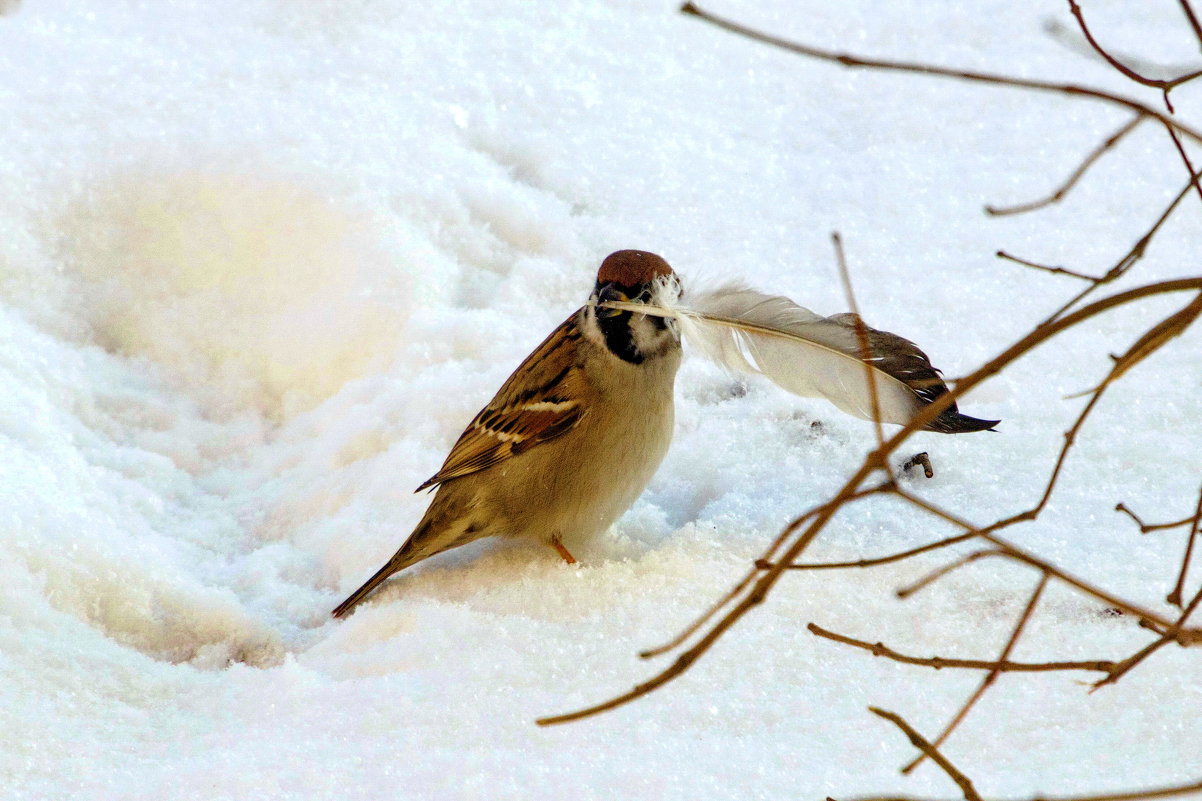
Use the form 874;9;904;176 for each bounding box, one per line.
416;312;589;491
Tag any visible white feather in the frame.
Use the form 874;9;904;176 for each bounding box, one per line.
606;279;998;433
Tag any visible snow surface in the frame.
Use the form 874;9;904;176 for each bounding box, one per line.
2;1;1200;799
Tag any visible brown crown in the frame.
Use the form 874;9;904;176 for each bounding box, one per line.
595;250;675;287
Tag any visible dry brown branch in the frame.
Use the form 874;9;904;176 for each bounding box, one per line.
1115;502;1197;534
539;278;1202;726
807;623;1115;674
1184;0;1202;50
1038;170;1200;322
1093;585;1202;689
846;777;1202;801
1168;486;1202;607
979;534;1199;637
868;708;982;801
546;15;1202;801
1166;123;1202;204
788;290;1193;593
774;281;1200;589
762;530;980;572
640;481;894;660
861;485;1202;643
985;115;1144;217
995;251;1101;281
679;3;1202;145
1067;0;1202;112
834;231;887;450
679;3;1202;325
895;549;1004;599
1069;291;1202;396
902;575;1048;773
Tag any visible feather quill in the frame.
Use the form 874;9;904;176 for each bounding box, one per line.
605;281;998;434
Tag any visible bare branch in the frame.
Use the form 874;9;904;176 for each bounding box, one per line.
1065;291;1202;397
538;278;1202;726
679;3;1202;145
1183;0;1202;50
986;115;1144;217
764;530;981;572
868;708;982;801
847;777;1202;801
896;550;1004;599
981;535;1199;637
1093;584;1202;689
1039;168;1200;322
1066;0;1202;111
807;623;1115;674
995;251;1102;281
834;231;887;449
1166;122;1202;205
903;575;1048;773
642;482;893;659
1115;502;1197;534
1168;485;1202;607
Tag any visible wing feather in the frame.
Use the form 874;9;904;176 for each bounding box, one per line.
416;313;588;491
604;282;998;434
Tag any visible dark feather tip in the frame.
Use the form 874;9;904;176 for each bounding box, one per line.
927;411;1001;434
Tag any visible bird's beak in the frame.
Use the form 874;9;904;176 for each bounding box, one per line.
597;284;629;317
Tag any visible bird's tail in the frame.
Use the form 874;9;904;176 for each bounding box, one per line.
331;557;405;619
330;514;456;618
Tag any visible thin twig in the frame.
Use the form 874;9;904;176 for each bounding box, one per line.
766;530;981;572
883;485;1198;637
834;231;887;450
538;278;1202;726
986;115;1144;216
903;575;1048;773
807;623;1115;673
1115;502;1197;533
1168;485;1202;607
1067;0;1202;112
1065;291;1202;398
1039;169;1200;322
868;708;981;801
680;2;1202;145
846;777;1202;801
1166;123;1202;204
995;251;1101;281
896;550;1004;599
1093;584;1202;689
982;534;1198;637
642;482;892;659
1183;0;1202;51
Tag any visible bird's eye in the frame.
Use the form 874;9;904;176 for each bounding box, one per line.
597;284;630;316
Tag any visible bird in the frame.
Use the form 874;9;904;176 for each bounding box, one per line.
331;250;683;617
331;250;999;617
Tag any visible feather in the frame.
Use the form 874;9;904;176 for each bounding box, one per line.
606;281;998;434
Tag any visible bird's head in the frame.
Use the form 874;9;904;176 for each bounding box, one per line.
585;250;682;364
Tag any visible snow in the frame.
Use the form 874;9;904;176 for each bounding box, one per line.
1;1;1200;799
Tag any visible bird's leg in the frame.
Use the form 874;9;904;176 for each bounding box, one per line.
551;536;577;565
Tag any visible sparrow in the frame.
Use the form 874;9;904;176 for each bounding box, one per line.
332;250;682;617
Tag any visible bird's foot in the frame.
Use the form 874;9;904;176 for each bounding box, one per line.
551;539;577;565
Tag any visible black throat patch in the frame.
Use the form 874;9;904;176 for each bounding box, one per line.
598;310;643;364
